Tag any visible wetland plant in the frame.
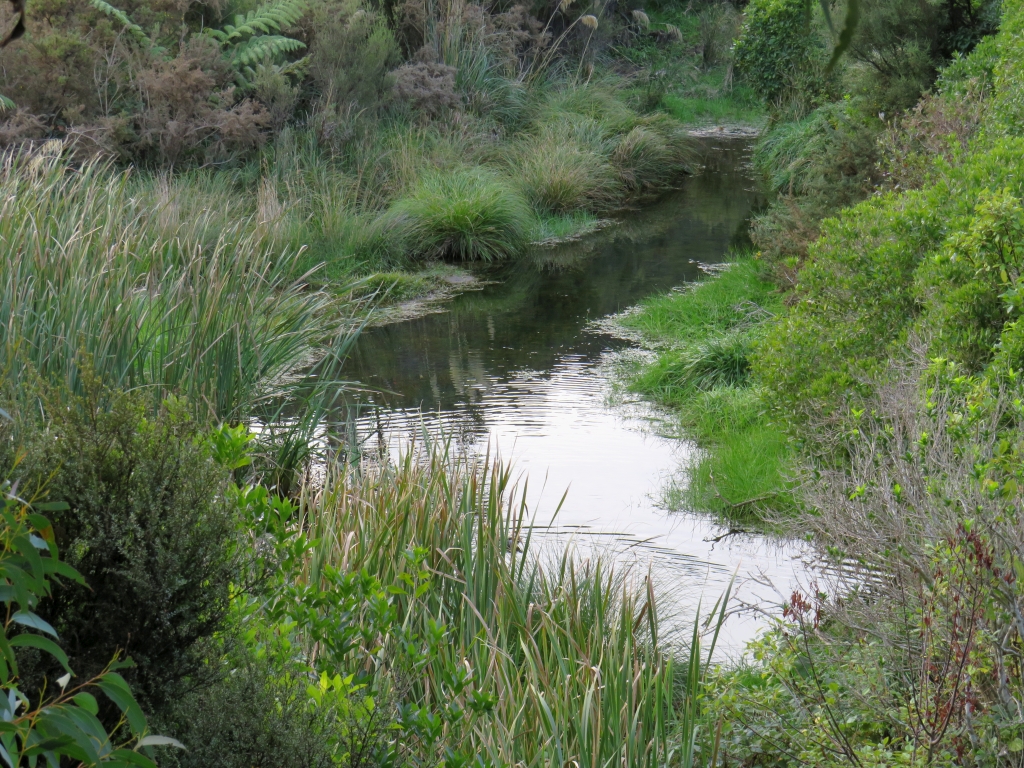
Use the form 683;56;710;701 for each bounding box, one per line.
383;167;532;261
284;444;726;767
0;147;350;421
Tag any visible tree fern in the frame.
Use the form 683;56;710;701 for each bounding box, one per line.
89;0;155;49
235;56;309;88
231;34;305;67
203;0;308;88
206;0;307;44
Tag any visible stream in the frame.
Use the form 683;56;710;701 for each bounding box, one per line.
347;137;807;653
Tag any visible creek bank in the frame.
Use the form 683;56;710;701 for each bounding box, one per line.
614;254;794;523
343;138;806;654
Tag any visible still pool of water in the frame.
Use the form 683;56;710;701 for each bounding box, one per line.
346;138;808;653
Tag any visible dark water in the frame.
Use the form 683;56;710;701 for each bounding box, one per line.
347;138;804;651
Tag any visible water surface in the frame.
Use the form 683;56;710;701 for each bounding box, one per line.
347;138;805;651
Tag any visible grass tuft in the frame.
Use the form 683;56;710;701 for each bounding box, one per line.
515;140;621;213
383;167;532;262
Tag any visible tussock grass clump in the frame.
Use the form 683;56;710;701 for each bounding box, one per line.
383;167;532;261
516;140;621;213
642;332;754;393
612;116;696;193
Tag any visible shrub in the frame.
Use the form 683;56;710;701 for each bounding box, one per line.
754;136;1024;424
733;0;831;106
159;659;338;768
307;0;401;113
3;386;244;715
382;167;531;261
0;472;168;768
391;61;461;116
917;188;1024;372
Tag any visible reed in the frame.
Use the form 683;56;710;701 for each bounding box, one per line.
0;145;353;422
295;444;724;767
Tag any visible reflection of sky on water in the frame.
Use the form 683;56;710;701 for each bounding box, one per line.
344;138;809;655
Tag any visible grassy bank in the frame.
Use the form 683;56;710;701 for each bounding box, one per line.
619;256;793;521
120;85;698;306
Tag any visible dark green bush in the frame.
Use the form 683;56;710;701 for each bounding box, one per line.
2;387;244;715
733;0;834;107
158;658;339;768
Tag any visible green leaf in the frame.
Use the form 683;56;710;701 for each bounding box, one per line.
31;503;68;513
136;735;185;749
97;674;147;735
11;612;58;639
36;710;101;765
9;635;71;672
71;693;98;716
110;748;158;768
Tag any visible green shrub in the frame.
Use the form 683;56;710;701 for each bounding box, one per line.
754;137;1024;423
918;188;1024;372
159;658;338;768
0;473;169;768
4;387;244;715
733;0;831;106
382;167;531;261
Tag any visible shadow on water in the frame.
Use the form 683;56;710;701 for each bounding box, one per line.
344;137;805;653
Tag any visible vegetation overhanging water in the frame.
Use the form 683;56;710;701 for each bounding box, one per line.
345;136;804;651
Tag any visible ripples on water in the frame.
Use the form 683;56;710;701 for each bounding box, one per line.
345;138;810;654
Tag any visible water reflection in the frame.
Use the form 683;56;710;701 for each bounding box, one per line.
346;138;806;653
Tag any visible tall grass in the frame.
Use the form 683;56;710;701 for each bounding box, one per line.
0;146;352;421
619;257;794;520
297;445;726;767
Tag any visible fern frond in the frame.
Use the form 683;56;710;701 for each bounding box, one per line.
0;94;14;113
231;34;305;66
209;0;307;43
277;55;308;79
89;0;152;48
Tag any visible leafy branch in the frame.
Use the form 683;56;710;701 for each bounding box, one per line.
0;465;183;768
